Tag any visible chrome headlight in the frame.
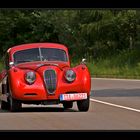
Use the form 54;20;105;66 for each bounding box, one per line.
25;71;36;84
65;69;76;82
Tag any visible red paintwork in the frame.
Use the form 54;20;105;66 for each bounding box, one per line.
0;43;91;103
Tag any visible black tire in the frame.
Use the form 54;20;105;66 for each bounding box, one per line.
1;101;10;110
77;96;90;112
63;101;73;109
9;96;21;112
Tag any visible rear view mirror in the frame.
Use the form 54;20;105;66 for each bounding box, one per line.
9;61;14;67
80;58;87;65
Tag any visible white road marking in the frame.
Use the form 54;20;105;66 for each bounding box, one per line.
91;78;140;81
90;98;140;113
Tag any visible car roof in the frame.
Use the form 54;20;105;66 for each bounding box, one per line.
8;43;68;54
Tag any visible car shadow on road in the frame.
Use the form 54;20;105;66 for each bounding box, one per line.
20;107;78;112
90;89;140;97
0;106;78;113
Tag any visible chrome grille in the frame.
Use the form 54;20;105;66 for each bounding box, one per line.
44;69;57;94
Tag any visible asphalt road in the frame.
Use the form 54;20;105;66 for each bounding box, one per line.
0;78;140;130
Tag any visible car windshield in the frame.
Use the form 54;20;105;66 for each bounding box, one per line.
13;48;68;64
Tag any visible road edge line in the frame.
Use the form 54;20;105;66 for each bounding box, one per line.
90;98;140;113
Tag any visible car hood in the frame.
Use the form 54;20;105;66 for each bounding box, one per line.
16;61;70;71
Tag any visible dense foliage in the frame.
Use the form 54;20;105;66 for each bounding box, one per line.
0;9;140;77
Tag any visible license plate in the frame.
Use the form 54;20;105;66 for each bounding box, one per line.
60;93;87;101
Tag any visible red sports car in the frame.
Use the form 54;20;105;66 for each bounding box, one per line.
0;43;91;112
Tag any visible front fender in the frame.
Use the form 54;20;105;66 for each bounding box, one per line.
8;67;46;99
72;64;91;95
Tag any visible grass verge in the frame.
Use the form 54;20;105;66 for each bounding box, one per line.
86;59;140;79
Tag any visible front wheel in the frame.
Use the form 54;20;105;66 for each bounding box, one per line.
9;96;21;112
77;96;90;112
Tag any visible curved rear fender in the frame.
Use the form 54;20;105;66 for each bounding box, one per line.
0;70;7;94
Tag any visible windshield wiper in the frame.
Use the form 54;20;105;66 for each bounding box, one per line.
16;60;33;64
